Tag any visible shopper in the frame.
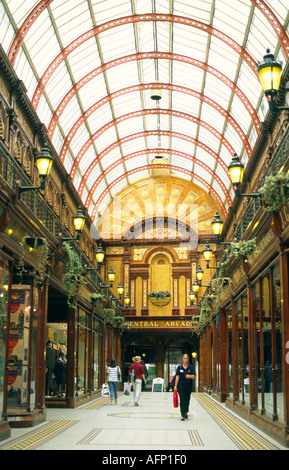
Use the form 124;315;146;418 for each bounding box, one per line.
106;359;121;405
174;354;195;421
127;356;146;406
54;351;67;396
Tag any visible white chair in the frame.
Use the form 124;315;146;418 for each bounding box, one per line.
152;377;164;393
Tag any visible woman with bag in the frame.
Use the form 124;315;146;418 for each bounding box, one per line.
106;359;122;405
174;354;195;421
127;356;146;406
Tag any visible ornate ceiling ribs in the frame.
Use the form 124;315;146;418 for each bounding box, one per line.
47;51;260;139
84;146;232;209
75;129;231;193
5;3;289;219
58;82;252;164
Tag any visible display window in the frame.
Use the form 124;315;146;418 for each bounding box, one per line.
252;262;284;422
7;284;31;411
0;259;9;415
45;323;67;398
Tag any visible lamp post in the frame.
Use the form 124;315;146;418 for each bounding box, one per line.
227;153;261;198
257;49;283;108
60;206;86;244
107;266;116;287
17;143;53;198
257;49;289;112
189;289;196;305
124;293;131;308
203;242;220;270
211;212;230;246
117;281;124;300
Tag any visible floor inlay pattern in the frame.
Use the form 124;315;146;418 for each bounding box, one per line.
195;394;279;450
77;428;203;447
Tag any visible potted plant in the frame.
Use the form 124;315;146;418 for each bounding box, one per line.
258;172;289;212
148;290;171;306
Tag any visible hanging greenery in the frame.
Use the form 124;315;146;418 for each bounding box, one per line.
16;237;51;290
90;292;104;302
112;315;130;331
33;238;51;290
63;242;86;308
16;239;28;284
229;237;258;257
258;172;289;212
218;237;258;277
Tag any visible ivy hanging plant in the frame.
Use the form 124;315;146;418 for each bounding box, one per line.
33;238;51;290
90;292;104;302
16;236;51;290
218;238;258;277
258;172;289;212
229;237;258;257
16;239;28;284
112;315;130;331
63;242;86;308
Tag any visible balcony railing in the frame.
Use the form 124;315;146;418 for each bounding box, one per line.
0;140;121;312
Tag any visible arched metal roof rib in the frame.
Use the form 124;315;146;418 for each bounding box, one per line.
75;129;231;191
2;0;289;221
84;146;232;209
73;110;236;186
31;13;259;110
60;82;252;164
47;52;260;139
7;1;289;68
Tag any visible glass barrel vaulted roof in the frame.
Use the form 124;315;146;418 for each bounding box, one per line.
1;0;289;221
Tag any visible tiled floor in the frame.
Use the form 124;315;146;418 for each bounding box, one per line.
0;392;288;451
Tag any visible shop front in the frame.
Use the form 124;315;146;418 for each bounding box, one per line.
198;209;289;446
122;317;198;391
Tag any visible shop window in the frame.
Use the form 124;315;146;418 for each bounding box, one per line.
227;307;233;398
46;323;67;398
0;259;9;415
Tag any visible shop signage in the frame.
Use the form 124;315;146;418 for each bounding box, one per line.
126;319;192;329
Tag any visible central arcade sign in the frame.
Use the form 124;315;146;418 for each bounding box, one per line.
126;319;192;329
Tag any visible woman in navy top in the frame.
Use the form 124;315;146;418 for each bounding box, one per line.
174;354;195;420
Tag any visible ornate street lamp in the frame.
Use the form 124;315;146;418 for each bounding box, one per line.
17;143;53;198
257;49;289;112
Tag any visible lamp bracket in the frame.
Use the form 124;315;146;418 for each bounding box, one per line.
59;232;80;246
16;180;46;199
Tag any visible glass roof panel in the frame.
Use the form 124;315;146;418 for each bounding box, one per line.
2;0;288;220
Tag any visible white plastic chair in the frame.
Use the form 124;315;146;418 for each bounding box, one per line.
152;377;164;393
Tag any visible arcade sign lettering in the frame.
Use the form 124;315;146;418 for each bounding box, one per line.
126;320;192;329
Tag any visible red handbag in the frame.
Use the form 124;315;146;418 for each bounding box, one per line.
173;390;179;408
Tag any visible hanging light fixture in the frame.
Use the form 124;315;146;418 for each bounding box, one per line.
17;143;53;198
211;211;224;237
196;266;204;283
60;206;86;244
124;293;131;307
72;206;86;233
189;289;196;304
211;212;230;246
117;281;124;298
203;242;213;266
192;280;200;294
227;154;261;198
107;266;116;286
95;243;105;264
257;49;289;112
